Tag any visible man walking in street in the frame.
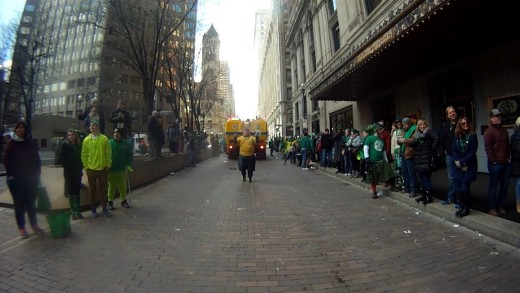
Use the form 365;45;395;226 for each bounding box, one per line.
484;108;510;216
234;128;257;182
81;119;112;218
107;128;133;210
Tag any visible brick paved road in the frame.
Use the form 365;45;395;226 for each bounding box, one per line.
1;156;520;292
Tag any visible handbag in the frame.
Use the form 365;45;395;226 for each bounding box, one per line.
37;185;51;212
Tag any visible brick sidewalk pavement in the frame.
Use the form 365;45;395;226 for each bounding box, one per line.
1;156;520;292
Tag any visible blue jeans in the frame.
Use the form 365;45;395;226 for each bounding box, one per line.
343;152;352;174
419;171;432;192
7;177;38;229
401;158;416;193
487;162;510;209
445;154;456;200
301;148;309;168
321;149;332;167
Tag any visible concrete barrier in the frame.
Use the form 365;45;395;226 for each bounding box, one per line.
0;150;213;211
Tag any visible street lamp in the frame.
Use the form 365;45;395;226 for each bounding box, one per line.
76;95;83;113
76;94;83;129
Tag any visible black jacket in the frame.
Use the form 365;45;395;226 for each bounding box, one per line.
410;129;439;173
440;121;456;156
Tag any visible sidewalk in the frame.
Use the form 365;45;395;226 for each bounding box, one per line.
312;164;520;248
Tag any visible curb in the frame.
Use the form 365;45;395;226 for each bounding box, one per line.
319;168;520;248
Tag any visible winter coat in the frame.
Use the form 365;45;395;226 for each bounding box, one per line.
452;132;478;183
332;132;344;162
3;135;41;180
440;121;457;156
510;128;520;176
409;128;439;173
321;133;333;150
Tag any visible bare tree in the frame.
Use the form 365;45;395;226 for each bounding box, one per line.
157;42;219;133
7;14;58;135
0;21;16;133
80;0;198;115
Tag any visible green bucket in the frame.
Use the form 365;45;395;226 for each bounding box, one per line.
46;211;71;238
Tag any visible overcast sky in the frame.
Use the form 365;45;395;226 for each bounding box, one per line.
2;0;271;119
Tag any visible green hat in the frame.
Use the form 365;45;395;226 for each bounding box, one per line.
90;119;100;126
365;124;376;135
351;128;359;134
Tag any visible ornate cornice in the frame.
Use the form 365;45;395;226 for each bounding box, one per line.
285;0;310;45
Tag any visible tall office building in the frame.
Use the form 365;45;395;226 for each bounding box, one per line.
199;24;233;135
7;0;197;146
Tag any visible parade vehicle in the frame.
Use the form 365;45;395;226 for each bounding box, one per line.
224;118;243;159
225;118;269;160
250;118;268;159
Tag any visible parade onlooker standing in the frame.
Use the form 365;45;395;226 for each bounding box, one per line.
332;127;345;173
81;120;112;218
59;128;84;220
166;121;179;155
109;99;132;140
182;127;190;154
343;129;352;176
364;124;391;199
78;98;105;133
269;138;276;156
510;117;520;214
348;129;362;178
397;117;417;197
484;108;510;216
390;118;404;191
234;128;257;182
299;131;314;170
377;120;391;161
283;138;297;165
410;119;439;205
439;106;458;205
4;121;43;238
452;117;478;218
107;128;133;210
147;111;164;159
320;129;333;168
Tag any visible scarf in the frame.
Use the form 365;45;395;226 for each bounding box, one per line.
400;124;417;153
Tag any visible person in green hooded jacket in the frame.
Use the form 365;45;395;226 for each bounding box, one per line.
107;128;133;210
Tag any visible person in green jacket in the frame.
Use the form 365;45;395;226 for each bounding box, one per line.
81;119;112;218
108;128;133;210
299;131;314;170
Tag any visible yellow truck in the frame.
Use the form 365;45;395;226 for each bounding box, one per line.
250;118;268;159
225;119;243;159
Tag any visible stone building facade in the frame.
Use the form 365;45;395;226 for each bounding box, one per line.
259;0;520;172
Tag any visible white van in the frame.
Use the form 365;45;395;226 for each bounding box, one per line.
130;134;148;154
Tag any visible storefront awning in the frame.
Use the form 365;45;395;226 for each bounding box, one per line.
310;0;520;101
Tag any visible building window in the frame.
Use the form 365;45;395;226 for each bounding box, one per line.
328;0;337;14
331;22;340;52
77;78;85;87
365;0;382;15
26;4;36;12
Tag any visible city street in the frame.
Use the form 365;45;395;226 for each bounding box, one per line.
1;155;520;292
